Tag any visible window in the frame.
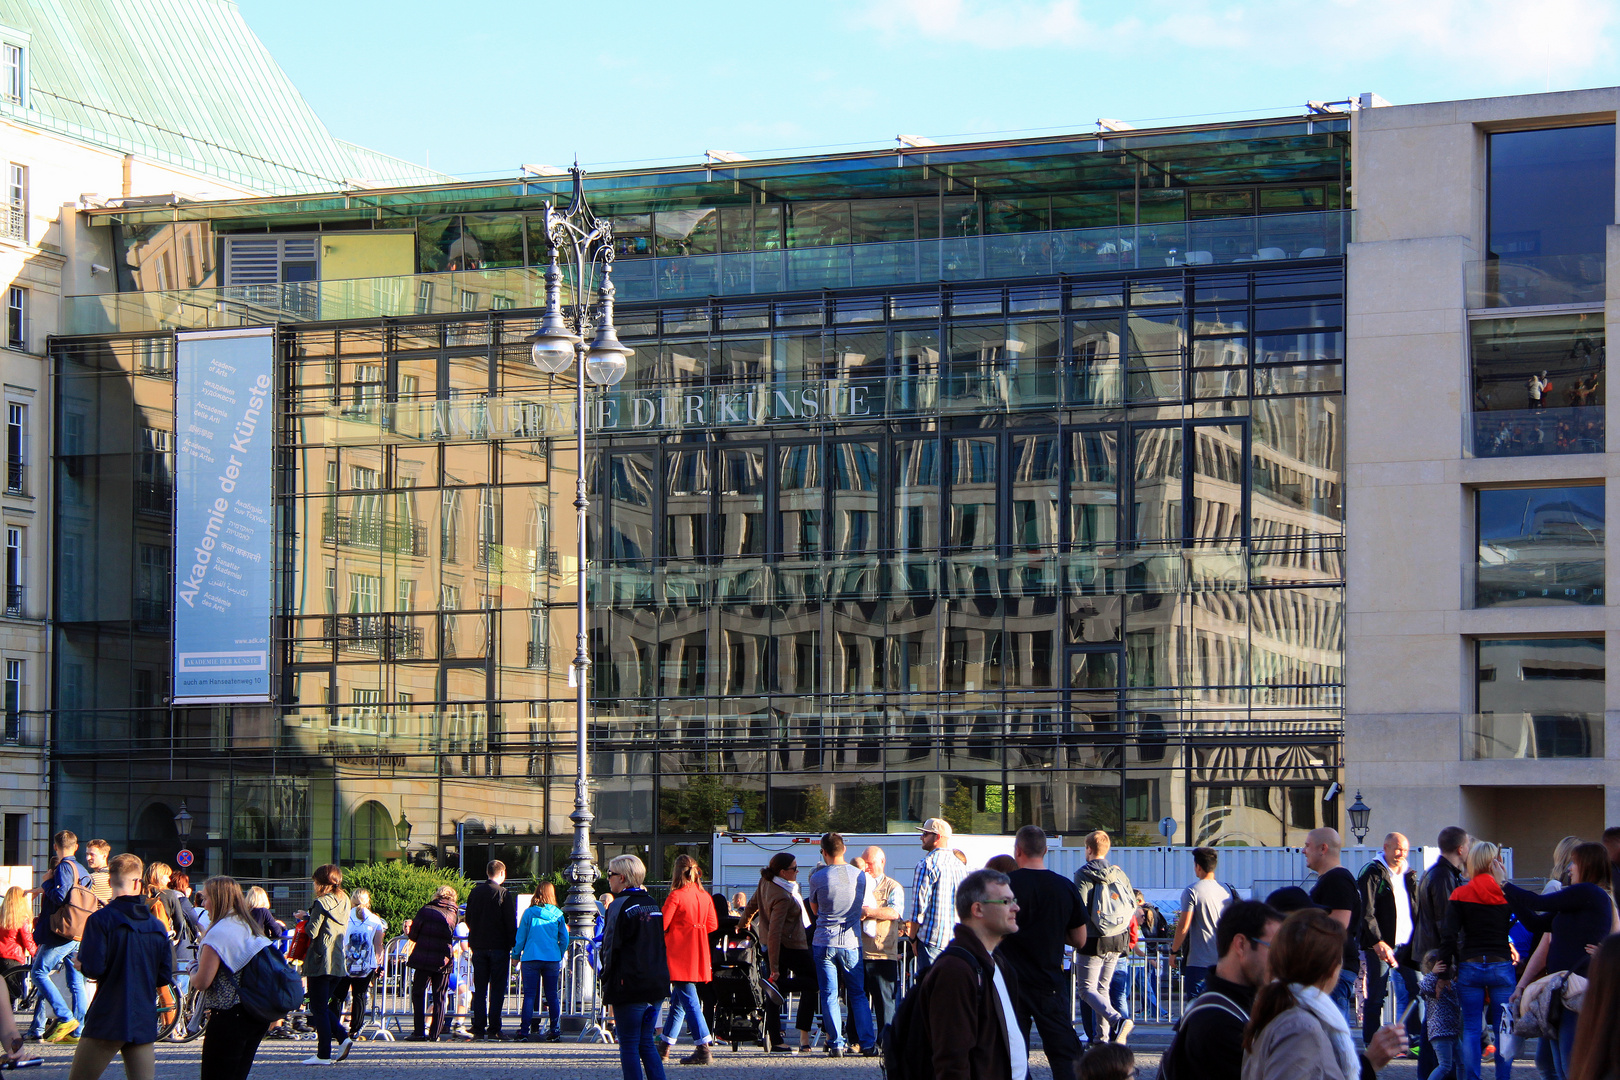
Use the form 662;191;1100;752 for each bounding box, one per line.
1471;313;1604;457
4;402;20;493
135;544;167;623
3;659;19;741
2;813;23;864
1;44;21;105
136;427;171;511
5;287;22;349
416;280;434;314
5;164;22;243
224;236;317;286
3;526;19;615
1490;125;1615;261
1473;637;1603;758
1477;485;1604;607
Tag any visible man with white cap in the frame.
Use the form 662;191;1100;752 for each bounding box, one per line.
910;817;969;976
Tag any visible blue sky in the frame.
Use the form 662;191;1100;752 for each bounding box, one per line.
243;0;1619;180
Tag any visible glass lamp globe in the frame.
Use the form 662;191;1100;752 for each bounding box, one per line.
585;323;631;386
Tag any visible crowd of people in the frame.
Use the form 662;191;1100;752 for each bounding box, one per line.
10;817;1620;1080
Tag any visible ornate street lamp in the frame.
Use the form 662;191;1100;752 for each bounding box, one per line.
173;801;193;840
524;166;629;945
394;810;412;848
1348;791;1371;846
726;798;746;834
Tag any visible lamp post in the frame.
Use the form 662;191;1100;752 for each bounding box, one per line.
1348;791;1371;846
525;166;629;944
726;798;746;834
394;810;412;854
173;802;193;840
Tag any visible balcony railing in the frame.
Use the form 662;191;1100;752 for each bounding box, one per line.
1466;254;1606;310
321;512;428;555
324;614;425;660
1470;406;1604;458
62;210;1352;335
4;585;20;617
1464;712;1604;760
2;206;22;244
4;459;20;494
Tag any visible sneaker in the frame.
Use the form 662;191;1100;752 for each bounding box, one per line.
1113;1019;1134;1044
1482;1046;1497;1064
55;1036;78;1047
826;1046;844;1059
334;1038;353;1062
545;1030;563;1043
301;1056;332;1066
39;1020;57;1042
44;1019;78;1044
771;1043;795;1053
404;1034;427;1042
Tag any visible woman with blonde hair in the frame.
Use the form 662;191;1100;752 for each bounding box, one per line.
1440;841;1515;1080
601;855;668;1080
190;876;274;1080
0;886;33;1000
301;863;352;1064
243;886;285;941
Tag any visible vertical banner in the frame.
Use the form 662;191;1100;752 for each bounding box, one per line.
172;328;276;703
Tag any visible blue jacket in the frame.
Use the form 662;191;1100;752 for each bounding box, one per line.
513;902;569;963
77;894;173;1044
35;857;88;943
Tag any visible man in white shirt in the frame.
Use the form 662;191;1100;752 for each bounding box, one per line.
911;869;1027;1080
1356;831;1420;1047
859;846;905;1040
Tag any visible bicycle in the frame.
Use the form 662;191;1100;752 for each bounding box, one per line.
167;986;206;1043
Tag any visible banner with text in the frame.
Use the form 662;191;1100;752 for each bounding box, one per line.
173;329;276;703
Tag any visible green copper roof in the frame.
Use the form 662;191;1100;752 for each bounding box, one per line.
0;0;450;194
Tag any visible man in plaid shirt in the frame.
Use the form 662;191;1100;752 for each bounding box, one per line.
909;817;969;976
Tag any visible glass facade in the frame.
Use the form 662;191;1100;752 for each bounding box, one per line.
1470;637;1605;759
50;120;1351;879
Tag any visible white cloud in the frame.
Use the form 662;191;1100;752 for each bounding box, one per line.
857;0;1614;76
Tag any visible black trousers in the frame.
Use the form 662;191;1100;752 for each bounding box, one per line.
1018;980;1083;1080
470;949;508;1035
306;974;343;1059
411;967;450;1039
865;958;899;1038
200;1004;270;1080
764;946;816;1046
334;974;375;1040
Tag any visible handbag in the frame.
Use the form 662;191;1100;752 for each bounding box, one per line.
287;918;311;963
1496;1001;1521;1062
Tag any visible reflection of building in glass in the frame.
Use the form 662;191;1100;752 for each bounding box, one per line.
52;114;1354;878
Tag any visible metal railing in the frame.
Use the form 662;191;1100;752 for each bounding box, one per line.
1469;405;1604;458
4;584;20;617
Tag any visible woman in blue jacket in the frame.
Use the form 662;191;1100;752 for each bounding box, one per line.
513;881;570;1041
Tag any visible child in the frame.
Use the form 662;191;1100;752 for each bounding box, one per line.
1079;1042;1135;1080
1418;949;1460;1080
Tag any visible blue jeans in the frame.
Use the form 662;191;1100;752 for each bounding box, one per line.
519;960;560;1035
1541;1005;1578;1079
1329;967;1358;1029
659;981;711;1046
1455;961;1516;1080
27;936;84;1035
616;1000;668;1080
813;945;876;1051
1184;965;1211;1000
1428;1034;1459;1080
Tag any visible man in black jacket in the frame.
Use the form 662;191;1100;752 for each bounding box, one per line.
69;853;172;1079
464;860;517;1041
1160;900;1281;1080
1357;832;1420;1047
1411;825;1469;1079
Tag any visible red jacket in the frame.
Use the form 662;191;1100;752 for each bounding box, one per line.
662;884;718;984
0;924;32;963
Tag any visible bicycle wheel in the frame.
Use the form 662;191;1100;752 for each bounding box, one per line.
168;987;206;1043
155;981;181;1041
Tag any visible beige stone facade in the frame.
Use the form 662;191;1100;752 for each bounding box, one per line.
1345;89;1620;861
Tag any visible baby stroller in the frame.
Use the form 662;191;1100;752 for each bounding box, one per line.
1;959;31;1013
706;930;772;1052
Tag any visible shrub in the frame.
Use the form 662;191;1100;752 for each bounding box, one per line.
341;861;473;936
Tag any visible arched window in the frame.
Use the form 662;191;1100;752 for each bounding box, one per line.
343;800;397;864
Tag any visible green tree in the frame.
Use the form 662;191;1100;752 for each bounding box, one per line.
659;773;764;833
831;781;885;834
783;786;831;833
941;781;977;834
340;860;473;936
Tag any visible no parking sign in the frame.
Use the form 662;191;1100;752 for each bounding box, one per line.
175;849;194;869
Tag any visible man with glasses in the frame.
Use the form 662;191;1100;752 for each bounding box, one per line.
1159;900;1282;1080
910;817;968;976
909;869;1026;1080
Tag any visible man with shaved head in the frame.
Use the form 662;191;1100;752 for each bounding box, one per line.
1304;826;1362;1025
857;846;904;1042
1357;832;1420;1048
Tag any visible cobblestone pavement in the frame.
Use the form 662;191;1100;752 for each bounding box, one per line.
15;1031;1442;1078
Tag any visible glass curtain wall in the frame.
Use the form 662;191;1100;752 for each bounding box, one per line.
52;261;1345;880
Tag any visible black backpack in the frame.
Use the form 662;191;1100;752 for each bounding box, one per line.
236;944;305;1023
605;896;668;1005
882;944;994;1080
1158;990;1249;1080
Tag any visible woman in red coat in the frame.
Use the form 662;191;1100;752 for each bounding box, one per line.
659;855;719;1064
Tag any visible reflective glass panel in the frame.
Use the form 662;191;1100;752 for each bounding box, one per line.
1477;485;1604;607
1489;125;1616;259
949;437;998;549
1132;427;1183;544
829;442;879;556
1068;430;1119;549
778;444;823;560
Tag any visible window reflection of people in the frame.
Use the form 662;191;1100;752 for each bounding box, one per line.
1527;371;1551;408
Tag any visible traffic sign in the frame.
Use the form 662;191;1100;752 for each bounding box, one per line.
175;849;194;868
1159;817;1177;840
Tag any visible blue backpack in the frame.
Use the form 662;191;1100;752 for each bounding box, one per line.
236;944;304;1023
